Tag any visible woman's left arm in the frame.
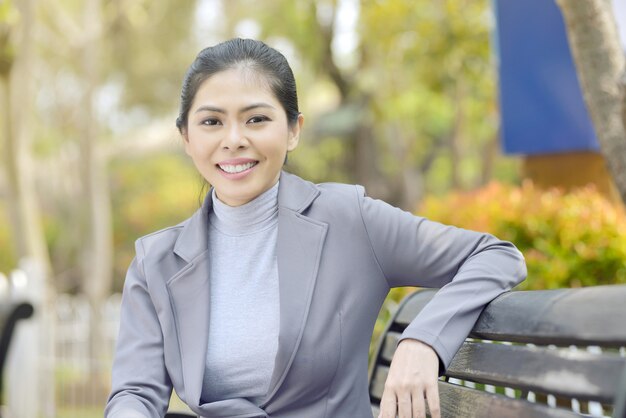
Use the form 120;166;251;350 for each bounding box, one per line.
357;189;527;418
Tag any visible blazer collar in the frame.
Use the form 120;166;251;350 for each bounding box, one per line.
173;170;320;262
276;170;320;214
172;196;211;263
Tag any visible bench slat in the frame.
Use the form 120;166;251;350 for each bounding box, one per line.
614;367;626;418
380;331;401;362
370;367;584;417
370;365;388;401
447;342;624;403
377;335;624;402
437;382;587;418
394;286;626;347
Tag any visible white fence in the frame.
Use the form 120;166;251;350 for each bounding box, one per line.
54;292;121;418
2;261;122;418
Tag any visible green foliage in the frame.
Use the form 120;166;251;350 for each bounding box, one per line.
102;1;198;116
287;136;349;184
359;0;499;190
419;182;626;289
0;0;18;76
1;0;525;291
222;0;511;198
110;152;200;291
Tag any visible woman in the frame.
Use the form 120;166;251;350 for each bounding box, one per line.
105;38;526;418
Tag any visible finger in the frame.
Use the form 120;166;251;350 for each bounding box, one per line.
397;392;412;418
379;388;397;418
411;389;426;418
425;381;441;418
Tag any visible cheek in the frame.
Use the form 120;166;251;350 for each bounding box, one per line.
186;132;216;157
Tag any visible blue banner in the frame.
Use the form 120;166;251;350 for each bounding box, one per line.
494;0;599;155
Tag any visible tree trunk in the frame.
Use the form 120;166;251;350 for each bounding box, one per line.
449;84;465;190
556;0;626;203
385;124;425;210
79;0;113;385
2;2;57;416
479;132;499;187
1;0;52;277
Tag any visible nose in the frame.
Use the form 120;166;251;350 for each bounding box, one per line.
222;123;248;150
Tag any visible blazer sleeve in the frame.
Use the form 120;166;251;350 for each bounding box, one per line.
105;242;173;418
357;187;527;370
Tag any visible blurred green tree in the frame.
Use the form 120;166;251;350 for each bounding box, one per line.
1;0;519;288
221;0;506;209
0;0;199;396
0;0;52;277
32;0;197;291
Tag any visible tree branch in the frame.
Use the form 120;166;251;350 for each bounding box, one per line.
312;0;351;100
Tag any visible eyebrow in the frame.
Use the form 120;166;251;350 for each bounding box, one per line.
194;103;276;114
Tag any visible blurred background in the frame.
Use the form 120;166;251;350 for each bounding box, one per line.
0;0;625;417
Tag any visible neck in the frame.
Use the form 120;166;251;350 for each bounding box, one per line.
209;182;279;236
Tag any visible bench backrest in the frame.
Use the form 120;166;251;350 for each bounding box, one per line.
0;301;34;404
369;285;626;418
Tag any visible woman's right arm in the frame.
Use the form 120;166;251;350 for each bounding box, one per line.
105;247;173;418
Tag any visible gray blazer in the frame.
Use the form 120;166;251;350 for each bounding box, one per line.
105;171;526;418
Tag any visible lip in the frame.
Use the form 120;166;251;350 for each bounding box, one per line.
216;158;259;180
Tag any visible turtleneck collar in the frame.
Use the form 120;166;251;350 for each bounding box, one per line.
209;181;279;236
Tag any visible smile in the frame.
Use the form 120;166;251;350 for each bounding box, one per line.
217;161;258;174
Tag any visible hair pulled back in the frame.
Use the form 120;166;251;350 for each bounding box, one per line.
176;38;300;133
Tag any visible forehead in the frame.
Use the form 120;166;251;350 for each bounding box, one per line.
193;67;277;105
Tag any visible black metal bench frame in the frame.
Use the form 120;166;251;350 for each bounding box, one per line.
0;301;35;408
369;285;626;418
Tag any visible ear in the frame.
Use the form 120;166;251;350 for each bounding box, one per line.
287;113;304;152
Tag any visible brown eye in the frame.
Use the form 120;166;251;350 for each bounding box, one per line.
202;118;221;126
247;115;270;124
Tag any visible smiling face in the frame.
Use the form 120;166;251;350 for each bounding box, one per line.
182;68;303;207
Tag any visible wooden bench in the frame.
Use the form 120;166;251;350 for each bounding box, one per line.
0;301;34;407
369;285;626;418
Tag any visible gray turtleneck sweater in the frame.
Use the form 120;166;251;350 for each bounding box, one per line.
201;182;280;405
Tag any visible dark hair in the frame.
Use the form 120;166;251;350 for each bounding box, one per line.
176;38;300;133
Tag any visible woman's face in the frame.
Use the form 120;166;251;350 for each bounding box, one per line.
183;68;303;207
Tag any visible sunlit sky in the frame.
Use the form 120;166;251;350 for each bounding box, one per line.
193;0;359;66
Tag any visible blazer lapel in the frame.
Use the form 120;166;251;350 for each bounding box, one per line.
167;196;212;407
262;171;328;405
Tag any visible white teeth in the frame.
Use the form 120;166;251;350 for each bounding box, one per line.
219;161;257;173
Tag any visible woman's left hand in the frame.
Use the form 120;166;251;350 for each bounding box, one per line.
378;339;441;418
